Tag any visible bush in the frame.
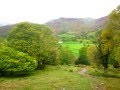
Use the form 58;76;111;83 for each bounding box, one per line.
0;47;37;76
113;61;119;68
59;47;75;65
69;69;73;72
75;47;90;65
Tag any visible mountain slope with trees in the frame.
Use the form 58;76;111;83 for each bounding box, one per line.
46;16;108;34
0;16;108;38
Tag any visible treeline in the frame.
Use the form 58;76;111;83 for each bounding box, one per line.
0;22;75;76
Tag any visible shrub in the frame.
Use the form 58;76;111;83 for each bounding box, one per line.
113;61;119;68
75;47;90;65
0;47;37;76
69;69;73;72
59;47;75;65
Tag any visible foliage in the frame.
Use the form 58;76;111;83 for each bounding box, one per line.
58;34;76;41
75;47;90;65
113;61;119;68
88;30;101;44
0;47;37;75
89;6;120;73
114;47;120;62
7;22;58;69
88;67;120;78
97;5;120;72
59;47;75;65
49;47;61;65
87;45;100;67
0;37;6;48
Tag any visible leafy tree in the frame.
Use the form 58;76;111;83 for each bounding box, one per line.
114;47;120;65
109;47;120;68
49;47;61;65
0;37;6;48
75;47;90;65
59;47;75;65
97;5;120;73
87;45;100;67
0;47;37;76
7;22;58;69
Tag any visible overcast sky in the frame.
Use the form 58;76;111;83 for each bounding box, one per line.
0;0;120;24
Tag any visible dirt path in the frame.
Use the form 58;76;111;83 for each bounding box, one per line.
79;68;87;75
78;68;91;78
77;67;105;90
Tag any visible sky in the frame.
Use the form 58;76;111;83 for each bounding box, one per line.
0;0;120;24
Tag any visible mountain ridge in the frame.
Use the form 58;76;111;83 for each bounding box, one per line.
0;16;108;37
46;16;108;34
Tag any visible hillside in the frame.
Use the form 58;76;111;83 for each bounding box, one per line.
0;25;14;37
46;16;108;34
0;16;108;38
93;16;108;30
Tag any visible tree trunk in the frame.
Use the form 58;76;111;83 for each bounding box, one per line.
37;60;45;70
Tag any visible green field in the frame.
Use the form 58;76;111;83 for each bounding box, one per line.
1;65;120;90
62;42;90;57
0;66;92;90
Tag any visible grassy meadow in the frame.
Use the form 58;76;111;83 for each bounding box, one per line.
0;66;92;90
62;42;83;56
0;65;120;90
62;41;91;57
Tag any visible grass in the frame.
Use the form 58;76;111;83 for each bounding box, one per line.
91;74;120;90
87;66;120;90
62;42;85;57
62;41;92;57
87;67;120;78
0;65;120;90
0;65;92;90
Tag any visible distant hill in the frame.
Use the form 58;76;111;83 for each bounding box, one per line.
46;16;108;34
92;16;108;30
0;25;14;37
0;16;108;38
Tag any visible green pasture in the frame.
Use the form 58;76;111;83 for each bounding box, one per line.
62;41;91;57
0;66;92;90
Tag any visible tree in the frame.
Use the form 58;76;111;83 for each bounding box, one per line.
0;37;6;49
75;47;90;65
49;47;61;65
7;22;58;69
87;45;100;67
59;47;75;65
0;47;37;76
97;5;120;73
